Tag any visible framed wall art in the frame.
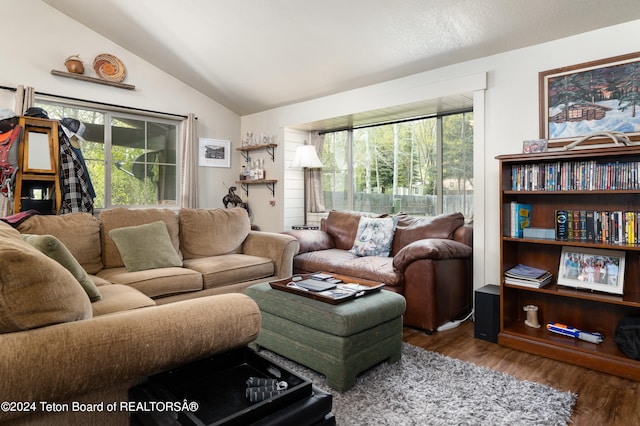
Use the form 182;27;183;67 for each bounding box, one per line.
198;138;230;168
539;51;640;149
557;246;625;295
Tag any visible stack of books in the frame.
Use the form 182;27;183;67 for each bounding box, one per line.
504;264;552;288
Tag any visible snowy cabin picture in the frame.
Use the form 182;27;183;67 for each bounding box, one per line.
540;52;640;145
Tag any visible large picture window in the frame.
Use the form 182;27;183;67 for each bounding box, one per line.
36;101;180;209
321;110;473;219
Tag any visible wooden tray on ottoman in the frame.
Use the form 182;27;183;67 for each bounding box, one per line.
269;272;385;304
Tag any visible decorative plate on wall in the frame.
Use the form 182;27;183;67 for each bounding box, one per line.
93;54;126;83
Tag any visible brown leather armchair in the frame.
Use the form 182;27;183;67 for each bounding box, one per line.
285;210;473;333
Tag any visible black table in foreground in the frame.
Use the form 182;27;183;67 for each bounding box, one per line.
129;347;334;425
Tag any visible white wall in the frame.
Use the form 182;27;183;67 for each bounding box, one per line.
242;19;640;291
6;0;638;291
0;0;241;209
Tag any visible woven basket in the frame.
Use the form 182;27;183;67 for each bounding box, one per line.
93;54;126;82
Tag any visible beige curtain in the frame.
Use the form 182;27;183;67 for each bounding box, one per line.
180;113;198;208
14;85;35;115
308;131;325;213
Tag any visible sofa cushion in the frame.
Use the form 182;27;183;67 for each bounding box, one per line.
0;222;92;333
96;267;203;299
21;234;102;302
293;248;402;287
179;207;251;258
16;212;103;274
323;210;363;250
390;212;465;256
183;254;274;289
109;221;183;272
91;284;156;316
100;208;181;268
349;216;397;257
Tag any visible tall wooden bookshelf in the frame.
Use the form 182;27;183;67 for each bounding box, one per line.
496;146;640;381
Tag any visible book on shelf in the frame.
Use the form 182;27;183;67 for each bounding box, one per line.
504;264;553;288
511;159;640;191
504;275;552;288
505;263;549;280
555;210;568;241
553;209;640;245
510;202;532;238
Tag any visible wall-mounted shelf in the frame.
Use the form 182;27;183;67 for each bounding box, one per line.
51;70;135;90
236;180;277;196
236;143;277;161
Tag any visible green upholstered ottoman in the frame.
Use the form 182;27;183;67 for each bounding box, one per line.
246;282;406;391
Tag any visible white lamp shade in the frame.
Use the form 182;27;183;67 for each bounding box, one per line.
291;145;323;168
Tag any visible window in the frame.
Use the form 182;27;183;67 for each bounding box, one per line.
36;101;180;209
320;110;473;219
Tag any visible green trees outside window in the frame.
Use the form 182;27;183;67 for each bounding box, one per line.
36;102;179;209
321;111;473;218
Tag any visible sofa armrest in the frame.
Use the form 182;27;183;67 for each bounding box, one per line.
392;238;472;272
283;230;335;254
243;231;300;278
0;293;260;422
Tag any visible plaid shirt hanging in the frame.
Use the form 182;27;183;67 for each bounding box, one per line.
59;131;94;214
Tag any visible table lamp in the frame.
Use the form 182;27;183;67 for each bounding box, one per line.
290;144;323;226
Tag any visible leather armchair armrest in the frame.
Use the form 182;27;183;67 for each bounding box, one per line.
283;230;335;254
393;238;472;272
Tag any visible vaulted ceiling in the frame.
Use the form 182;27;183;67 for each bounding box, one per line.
44;0;640;116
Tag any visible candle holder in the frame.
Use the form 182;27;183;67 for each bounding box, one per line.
523;305;541;328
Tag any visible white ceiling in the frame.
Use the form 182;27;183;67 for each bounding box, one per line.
44;0;640;117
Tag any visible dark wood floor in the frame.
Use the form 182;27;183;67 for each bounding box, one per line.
403;322;640;426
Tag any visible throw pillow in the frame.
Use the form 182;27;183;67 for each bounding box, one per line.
178;207;251;258
17;212;103;274
349;216;397;257
21;234;102;302
99;208;181;269
0;225;92;333
109;221;183;272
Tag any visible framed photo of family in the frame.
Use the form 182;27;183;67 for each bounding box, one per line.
557;247;625;295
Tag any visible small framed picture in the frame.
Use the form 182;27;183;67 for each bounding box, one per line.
557;246;625;295
522;139;548;153
199;138;230;168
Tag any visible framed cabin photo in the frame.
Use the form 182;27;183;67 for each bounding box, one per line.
539;52;640;149
557;246;625;295
199;138;230;168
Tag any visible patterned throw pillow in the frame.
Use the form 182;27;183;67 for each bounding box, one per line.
349;216;397;257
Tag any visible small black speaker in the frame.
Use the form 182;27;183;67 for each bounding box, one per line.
474;284;500;343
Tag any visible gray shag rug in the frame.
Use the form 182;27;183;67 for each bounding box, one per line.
260;343;576;426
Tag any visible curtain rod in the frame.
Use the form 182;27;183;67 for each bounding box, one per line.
318;107;473;135
0;84;193;120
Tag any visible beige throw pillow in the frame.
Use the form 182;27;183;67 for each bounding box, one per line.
179;207;250;259
0;224;92;333
16;212;103;274
109;221;183;272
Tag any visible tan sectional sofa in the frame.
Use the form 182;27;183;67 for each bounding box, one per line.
0;207;299;425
